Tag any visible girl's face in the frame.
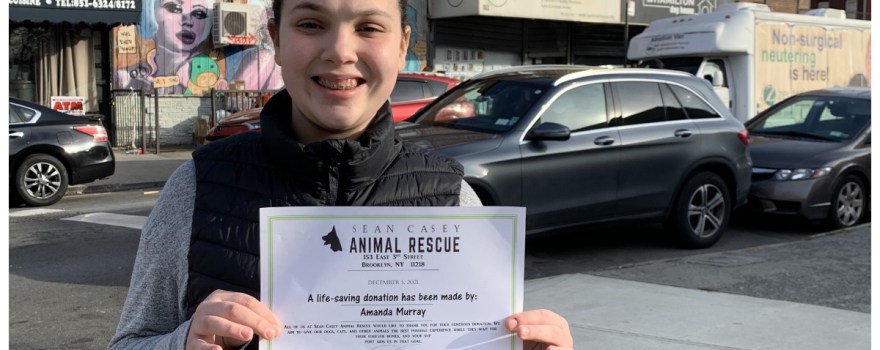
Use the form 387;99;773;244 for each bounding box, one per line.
155;0;212;53
271;0;409;144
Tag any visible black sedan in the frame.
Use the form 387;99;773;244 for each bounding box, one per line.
9;98;115;206
746;87;870;228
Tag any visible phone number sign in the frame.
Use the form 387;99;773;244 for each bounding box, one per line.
10;0;138;10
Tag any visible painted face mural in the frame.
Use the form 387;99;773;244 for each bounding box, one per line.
113;0;285;97
155;0;212;53
112;0;432;98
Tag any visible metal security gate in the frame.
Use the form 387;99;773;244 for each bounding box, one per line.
110;89;152;149
210;89;276;128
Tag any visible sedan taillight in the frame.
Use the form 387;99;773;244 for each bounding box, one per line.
737;129;749;146
73;125;109;142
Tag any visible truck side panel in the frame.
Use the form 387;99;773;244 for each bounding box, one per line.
753;22;871;114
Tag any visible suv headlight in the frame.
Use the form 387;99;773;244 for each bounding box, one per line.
773;167;832;181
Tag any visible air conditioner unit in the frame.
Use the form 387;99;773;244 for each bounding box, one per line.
213;2;260;46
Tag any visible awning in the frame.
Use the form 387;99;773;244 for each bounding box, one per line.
10;0;142;25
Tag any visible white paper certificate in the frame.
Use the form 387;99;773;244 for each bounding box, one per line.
259;206;525;350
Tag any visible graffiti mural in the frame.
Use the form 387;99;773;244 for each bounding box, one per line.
113;0;282;95
114;0;433;94
404;2;430;71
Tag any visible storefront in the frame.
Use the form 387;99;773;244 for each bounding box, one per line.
10;0;142;117
426;0;735;79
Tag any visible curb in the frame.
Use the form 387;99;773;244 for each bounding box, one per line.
67;181;167;195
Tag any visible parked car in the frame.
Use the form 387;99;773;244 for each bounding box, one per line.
9;98;115;206
205;107;264;141
390;72;461;121
205;73;460;141
746;87;870;228
397;65;752;248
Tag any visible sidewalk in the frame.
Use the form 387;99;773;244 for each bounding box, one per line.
524;224;870;349
73;148;870;349
67;146;195;195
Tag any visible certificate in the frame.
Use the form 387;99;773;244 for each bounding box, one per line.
260;206;525;350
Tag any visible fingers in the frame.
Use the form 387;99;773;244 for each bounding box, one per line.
507;309;573;349
186;290;283;350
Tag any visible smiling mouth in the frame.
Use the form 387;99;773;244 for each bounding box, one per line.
313;77;364;90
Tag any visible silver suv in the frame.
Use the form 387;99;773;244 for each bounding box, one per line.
398;66;752;248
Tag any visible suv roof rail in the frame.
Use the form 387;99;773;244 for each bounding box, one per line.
555;67;695;85
471;65;596;80
399;71;460;79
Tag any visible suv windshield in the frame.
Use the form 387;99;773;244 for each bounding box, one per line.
412;77;553;134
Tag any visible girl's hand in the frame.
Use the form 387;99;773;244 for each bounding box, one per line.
186;290;283;350
506;309;574;350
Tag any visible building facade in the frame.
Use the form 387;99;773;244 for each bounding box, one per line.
426;0;743;79
10;0;142;117
9;0;866;147
811;0;872;19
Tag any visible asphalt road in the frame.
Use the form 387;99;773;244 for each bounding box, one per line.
8;190;870;349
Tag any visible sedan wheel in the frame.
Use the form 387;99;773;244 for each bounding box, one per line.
829;175;866;229
15;154;69;206
669;172;730;249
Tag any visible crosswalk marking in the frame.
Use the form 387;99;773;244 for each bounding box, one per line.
9;208;66;218
62;212;147;230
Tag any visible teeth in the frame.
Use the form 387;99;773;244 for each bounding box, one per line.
317;77;359;90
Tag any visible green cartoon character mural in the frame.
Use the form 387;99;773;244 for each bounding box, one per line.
185;54;226;96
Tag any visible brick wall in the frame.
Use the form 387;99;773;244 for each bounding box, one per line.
142;96;213;146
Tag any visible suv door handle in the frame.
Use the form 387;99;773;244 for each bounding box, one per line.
674;129;693;138
9;131;24;139
594;136;615;146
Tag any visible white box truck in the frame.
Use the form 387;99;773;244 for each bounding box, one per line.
627;3;870;122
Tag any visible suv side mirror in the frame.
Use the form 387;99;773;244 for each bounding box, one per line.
526;122;571;141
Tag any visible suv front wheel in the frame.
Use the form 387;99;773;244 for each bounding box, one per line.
669;172;730;249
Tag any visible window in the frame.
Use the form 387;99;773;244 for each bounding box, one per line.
10;106;23;124
541;84;607;132
614;82;665;126
10;104;37;124
426;80;450;97
415;77;552;134
701;60;728;87
390;80;428;102
660;84;687;121
670;85;721;119
751;96;869;141
759;99;814;128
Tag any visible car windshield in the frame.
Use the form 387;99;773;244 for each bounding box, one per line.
410;77;553;134
749;95;870;142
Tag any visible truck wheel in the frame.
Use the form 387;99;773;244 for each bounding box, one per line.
668;172;730;249
15;154;68;207
827;175;866;229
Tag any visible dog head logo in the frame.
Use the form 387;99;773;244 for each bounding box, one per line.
322;226;343;252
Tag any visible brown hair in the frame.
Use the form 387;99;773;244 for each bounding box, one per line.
271;0;408;31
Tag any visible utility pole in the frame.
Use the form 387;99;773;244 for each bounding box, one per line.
623;0;633;67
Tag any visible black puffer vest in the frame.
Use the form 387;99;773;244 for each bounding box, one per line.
187;91;463;324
